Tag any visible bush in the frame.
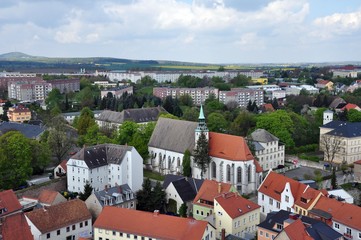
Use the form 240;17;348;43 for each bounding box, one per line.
299;153;320;162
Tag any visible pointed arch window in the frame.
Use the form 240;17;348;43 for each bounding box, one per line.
226;165;231;182
212;162;216;179
237;167;242;183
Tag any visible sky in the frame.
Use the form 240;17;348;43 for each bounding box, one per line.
1;0;361;64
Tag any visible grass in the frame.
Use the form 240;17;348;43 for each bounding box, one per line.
144;169;165;181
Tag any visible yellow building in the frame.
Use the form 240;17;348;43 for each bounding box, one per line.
214;192;260;239
7;106;31;123
251;78;268;85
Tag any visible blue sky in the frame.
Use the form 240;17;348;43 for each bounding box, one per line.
0;0;361;63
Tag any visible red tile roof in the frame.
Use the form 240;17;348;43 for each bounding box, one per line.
317;79;331;85
94;207;209;240
59;159;68;172
38;190;60;205
0;190;22;217
193;180;233;206
2;213;33;240
294;186;323;210
284;219;313;240
312;196;361;231
341;103;360;111
25;199;91;233
254;159;263;173
354;160;361;165
215;192;260;219
209;132;254;161
263;103;275;112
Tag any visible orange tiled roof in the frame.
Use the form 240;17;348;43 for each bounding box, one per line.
215;192;260;219
193;180;233;205
312;196;361;231
0;189;22;217
94;207;209;240
59;159;68;172
2;213;33;240
209;132;254;161
25;199;91;233
258;171;308;202
254;159;263;173
263;103;275;112
341;103;360;111
38;190;59;205
317;79;330;85
284;219;313;240
294;186;323;210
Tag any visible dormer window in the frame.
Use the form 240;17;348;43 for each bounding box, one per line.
0;207;7;215
301;197;308;203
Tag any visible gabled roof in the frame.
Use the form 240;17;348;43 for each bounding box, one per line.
163;175;204;194
96;107;166;124
70;144;133;169
2;213;33;240
171;178;204;202
294;186;323;210
325;122;361;138
93;207;209;240
37;190;62;205
0;122;45;139
215;192;260;219
59;159;67;172
148;117;197;154
249;129;279;143
341;103;360;111
193;180;233;206
329;97;346;109
283;219;312;240
25;199;91;233
209;132;254;161
0;190;22;217
262;103;275;112
316;79;331;85
93;184;135;207
312;196;361;231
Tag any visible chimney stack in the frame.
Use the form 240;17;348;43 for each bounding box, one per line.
218;182;222;194
154;210;159;216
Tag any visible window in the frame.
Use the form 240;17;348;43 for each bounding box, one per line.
120;233;123;236
113;231;116;236
358;232;361;239
57;230;60;235
260;231;263;236
80;222;83;228
212;162;217;179
237;167;242;183
85;220;88;226
262;194;264;200
277;202;280;209
346;228;352;235
266;233;269;238
269;198;273;205
47;233;51;239
285;196;289;202
67;226;70;232
334;223;339;229
287;207;291;212
72;225;76;230
134;235;138;239
127;233;131;238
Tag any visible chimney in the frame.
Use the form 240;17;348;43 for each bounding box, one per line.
218;183;222;194
154;210;159;216
221;229;226;240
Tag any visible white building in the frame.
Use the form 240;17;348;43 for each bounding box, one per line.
247;129;285;171
219;88;264;107
67;144;143;193
25;199;92;240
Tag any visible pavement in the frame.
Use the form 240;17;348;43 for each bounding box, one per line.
28;172;53;185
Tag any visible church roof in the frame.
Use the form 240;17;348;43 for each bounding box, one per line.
148;117;197;154
96;107;166;124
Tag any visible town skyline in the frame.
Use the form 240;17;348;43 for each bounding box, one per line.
1;0;361;64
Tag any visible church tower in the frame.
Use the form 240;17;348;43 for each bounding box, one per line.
195;105;209;144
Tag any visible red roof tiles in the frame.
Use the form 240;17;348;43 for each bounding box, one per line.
209;132;254;161
215;192;260;219
2;213;33;240
193;180;233;206
283;219;313;240
341;103;360;111
0;190;22;218
38;190;60;205
94;207;209;240
59;159;68;172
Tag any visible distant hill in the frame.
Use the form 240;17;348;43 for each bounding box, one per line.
0;52;36;59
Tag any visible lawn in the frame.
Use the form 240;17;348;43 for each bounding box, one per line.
144;169;165;181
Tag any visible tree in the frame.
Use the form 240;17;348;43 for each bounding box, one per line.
230;74;251;87
193;132;211;179
136;178;153;211
117;121;139;145
320;134;342;163
152;181;166;212
30;140;51;175
0;131;33;189
331;168;337;189
182;150;191;177
207;112;228;133
45;88;62;111
75;107;96;135
230;111;256;136
178;203;188;217
271;98;279;110
347;109;361;122
79;182;93;201
47;116;76;163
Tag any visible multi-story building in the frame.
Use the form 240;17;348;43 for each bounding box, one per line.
354;160;361;183
46;78;80;93
67;144;143;193
0;190;22;222
8;80;52;101
25;199;92;240
247;129;285;171
100;86;133;99
0;76;41;89
214;192;260;239
93;206;216;240
258;171;324;217
7;105;31;122
153;87;219;106
219;88;264;107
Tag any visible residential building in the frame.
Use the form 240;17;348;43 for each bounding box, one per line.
0;122;45;139
163;175;203;215
1;213;33;240
67;144;143;193
354;160;361;183
260;103;275;112
258;171;323;216
100;86;133;99
95;107;166;129
315;79;334;91
192;180;237;220
0;190;22;224
309;196;361;240
62;110;103;124
0;76;41;89
46;78;80;93
258;210;342;240
340;103;361;112
214;192;260;239
219;88;264;107
54;159;67;178
329;97;347;110
85;184;136;219
153;87;219;106
93;206;216;240
247;129;285;171
246;84;281;91
8;80;52;101
319;118;361;164
37;190;67;207
7;105;31;123
25;199;92;240
328;189;354;204
92;81;117;88
148;108;263;194
332;70;358;78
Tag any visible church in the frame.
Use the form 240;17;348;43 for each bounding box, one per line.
148;106;263;194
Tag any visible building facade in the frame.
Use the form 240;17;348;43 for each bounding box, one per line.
7;105;31;122
219;88;264;107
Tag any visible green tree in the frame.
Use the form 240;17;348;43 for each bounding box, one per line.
152;181;166;212
230;74;251;87
193;132;211;179
178;94;193;107
182;107;199;121
0;131;33;189
347;109;361;122
182;150;192;177
30;140;51;175
45;88;62;110
117;121;139;145
79;181;93;201
75;107;96;135
331;168;337;189
207;112;228;133
136;178;154;212
178;203;188;217
230;111;256;136
77;86;94;108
